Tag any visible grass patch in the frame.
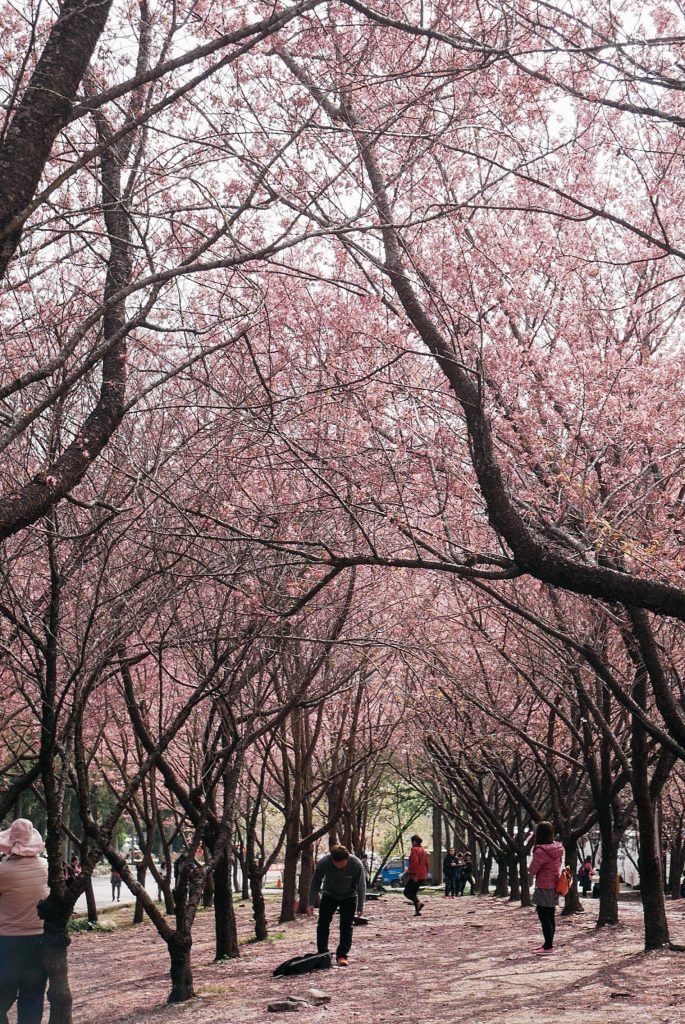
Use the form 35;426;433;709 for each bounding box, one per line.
68;919;115;934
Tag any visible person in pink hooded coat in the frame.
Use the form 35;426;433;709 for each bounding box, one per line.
0;818;48;1024
528;821;563;955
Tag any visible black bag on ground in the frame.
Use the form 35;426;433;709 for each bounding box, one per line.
272;952;332;977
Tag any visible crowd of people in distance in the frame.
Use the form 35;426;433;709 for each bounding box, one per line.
442;848;475;897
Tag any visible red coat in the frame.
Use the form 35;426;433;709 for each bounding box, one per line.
408;845;429;881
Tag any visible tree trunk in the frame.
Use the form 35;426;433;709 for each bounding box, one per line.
668;841;685;899
42;912;73;1024
297;842;315;915
479;850;492;895
133;863;147;925
634;791;670;947
202;871;214;909
518;850;532;907
213;849;240;960
507;856;520;902
85;875;98;924
249;870;268;942
631;685;670;948
432;804;442;884
596;832;620;927
494;857;509;897
279;831;299;923
561;840;583;916
167;934;194;1003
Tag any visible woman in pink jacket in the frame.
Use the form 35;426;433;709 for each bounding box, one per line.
0;818;48;1024
528;821;563;955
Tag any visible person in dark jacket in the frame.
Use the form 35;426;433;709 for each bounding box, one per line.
443;849;459;898
307;845;365;967
578;857;593;896
459;852;475;895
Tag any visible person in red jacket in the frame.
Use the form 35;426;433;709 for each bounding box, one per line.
528;821;564;955
403;835;429;917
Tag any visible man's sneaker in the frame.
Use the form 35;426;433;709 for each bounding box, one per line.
533;946;554;955
336;955;348;967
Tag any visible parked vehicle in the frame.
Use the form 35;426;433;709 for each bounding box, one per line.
380;857;408;887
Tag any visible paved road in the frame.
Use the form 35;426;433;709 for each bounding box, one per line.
73;873;159;913
73;868;283;913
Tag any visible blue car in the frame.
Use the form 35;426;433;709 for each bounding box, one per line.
380;857;408;887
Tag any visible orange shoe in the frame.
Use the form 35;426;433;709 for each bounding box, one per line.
336;955;349;967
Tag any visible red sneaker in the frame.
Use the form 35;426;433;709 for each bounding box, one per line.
336;956;349;967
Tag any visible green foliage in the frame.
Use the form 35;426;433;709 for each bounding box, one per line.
67;918;115;934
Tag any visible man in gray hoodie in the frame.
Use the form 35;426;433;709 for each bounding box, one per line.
307;844;366;967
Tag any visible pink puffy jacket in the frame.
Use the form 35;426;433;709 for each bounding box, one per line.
528;841;563;890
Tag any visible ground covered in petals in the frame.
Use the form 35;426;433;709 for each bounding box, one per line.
63;893;685;1024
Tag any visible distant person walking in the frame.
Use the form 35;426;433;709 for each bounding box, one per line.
528;821;563;955
459;852;475;895
111;869;122;902
578;857;593;897
443;849;459;898
404;835;429;917
307;844;366;967
0;818;49;1024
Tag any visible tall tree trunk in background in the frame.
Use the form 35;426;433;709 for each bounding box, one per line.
85;875;98;924
279;818;300;923
561;840;583;916
517;851;532;907
507;857;520;902
133;863;147;924
249;867;268;942
631;665;670;949
213;848;239;960
494;856;509;897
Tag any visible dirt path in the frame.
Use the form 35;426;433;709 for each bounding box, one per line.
60;893;685;1024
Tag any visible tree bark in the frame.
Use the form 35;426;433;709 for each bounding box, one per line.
213;848;239;960
133;863;147;925
494;856;509;897
561;840;583;916
85;875;98;924
517;850;532;907
596;829;620;927
297;842;315;915
507;856;520;902
249;870;268;942
479;850;492;895
167;935;194;1003
279;829;299;923
40;908;73;1024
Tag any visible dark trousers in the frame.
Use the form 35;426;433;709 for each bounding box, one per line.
0;935;47;1024
444;873;457;896
403;878;422;908
459;871;473;895
536;906;556;949
316;895;356;957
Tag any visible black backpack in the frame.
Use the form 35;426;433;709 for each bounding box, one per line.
272;952;332;977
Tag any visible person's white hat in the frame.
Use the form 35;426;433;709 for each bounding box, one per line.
0;818;45;856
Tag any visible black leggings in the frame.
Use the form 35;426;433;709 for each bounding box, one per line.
404;879;422;908
536;906;556;949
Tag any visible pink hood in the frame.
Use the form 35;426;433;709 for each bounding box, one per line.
529;841;563;890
